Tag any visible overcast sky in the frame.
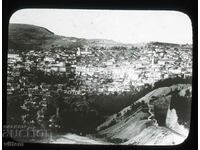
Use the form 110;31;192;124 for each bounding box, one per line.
10;9;192;44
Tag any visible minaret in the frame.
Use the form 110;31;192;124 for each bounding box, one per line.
152;51;156;65
151;51;156;83
77;47;81;56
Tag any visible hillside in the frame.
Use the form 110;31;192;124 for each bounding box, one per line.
9;24;185;51
27;83;192;145
8;23;135;52
88;39;133;48
35;133;111;145
8;23;87;51
150;42;180;47
96;84;192;145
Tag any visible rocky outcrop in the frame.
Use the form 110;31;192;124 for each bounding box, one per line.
97;84;192;145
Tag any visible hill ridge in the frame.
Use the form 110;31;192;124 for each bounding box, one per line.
9;23;186;51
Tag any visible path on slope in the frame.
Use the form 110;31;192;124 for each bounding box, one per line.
145;103;186;138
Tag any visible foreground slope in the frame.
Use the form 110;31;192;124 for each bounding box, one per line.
39;133;111;145
97;84;191;145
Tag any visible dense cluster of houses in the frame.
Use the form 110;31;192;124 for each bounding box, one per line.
75;44;192;94
7;43;192;96
7;48;78;96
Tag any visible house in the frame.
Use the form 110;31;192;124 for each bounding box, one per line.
8;54;22;62
44;57;55;63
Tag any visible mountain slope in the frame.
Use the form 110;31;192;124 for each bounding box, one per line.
9;23;185;54
8;23;88;51
97;84;191;145
8;23;135;51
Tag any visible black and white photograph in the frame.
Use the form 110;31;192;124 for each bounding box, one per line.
5;9;192;145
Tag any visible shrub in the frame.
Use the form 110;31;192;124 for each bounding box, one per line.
116;112;121;117
154;76;192;89
108;138;128;144
109;119;117;126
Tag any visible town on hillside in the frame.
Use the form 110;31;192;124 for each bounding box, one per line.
7;43;192;97
7;42;192;130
